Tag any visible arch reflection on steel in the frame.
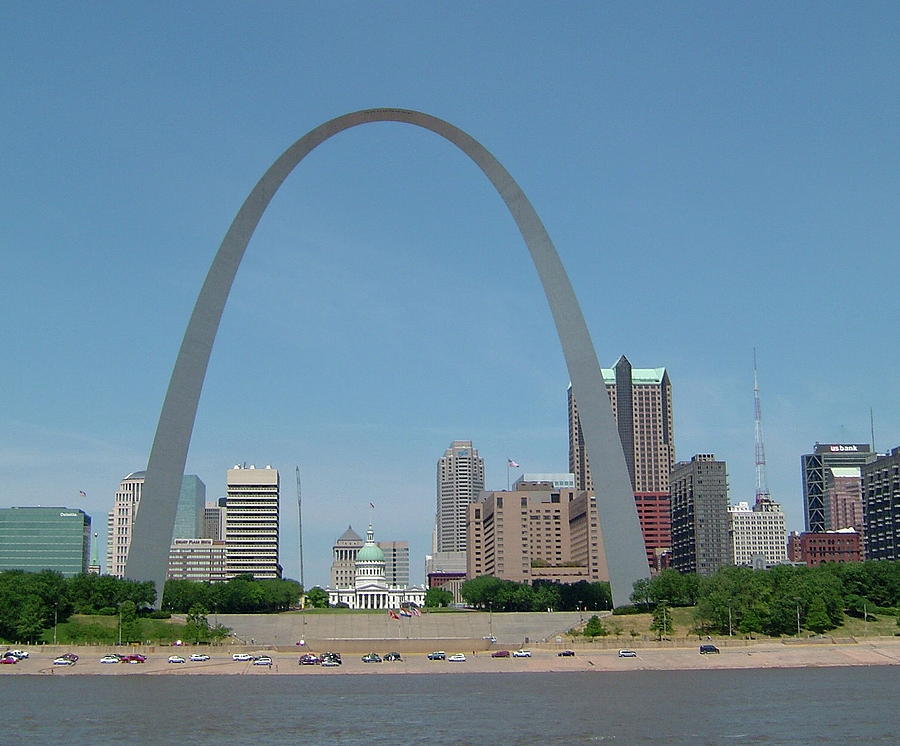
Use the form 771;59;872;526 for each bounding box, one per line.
125;109;648;608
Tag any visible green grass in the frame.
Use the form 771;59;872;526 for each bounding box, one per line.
42;614;192;645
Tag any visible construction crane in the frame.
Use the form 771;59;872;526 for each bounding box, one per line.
753;348;770;503
295;466;305;591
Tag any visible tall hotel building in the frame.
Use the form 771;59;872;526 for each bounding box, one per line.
568;356;674;568
106;471;205;578
801;443;875;533
467;481;606;584
435;441;485;555
223;465;281;579
670;454;733;575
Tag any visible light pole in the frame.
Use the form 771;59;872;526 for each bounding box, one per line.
794;598;802;637
728;606;733;637
53;603;58;645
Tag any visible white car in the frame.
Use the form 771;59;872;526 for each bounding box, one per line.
100;655;121;664
512;649;532;658
618;649;638;658
253;656;273;666
53;657;75;665
189;653;210;662
448;653;467;662
232;653;253;662
5;650;29;659
167;655;186;664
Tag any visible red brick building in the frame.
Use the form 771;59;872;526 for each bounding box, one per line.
787;529;862;566
634;492;671;571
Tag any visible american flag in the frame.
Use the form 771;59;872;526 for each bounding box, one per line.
507;459;520;468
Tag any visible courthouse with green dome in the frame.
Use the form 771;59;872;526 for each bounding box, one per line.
327;525;425;610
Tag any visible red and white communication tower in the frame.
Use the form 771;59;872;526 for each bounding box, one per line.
753;348;770;504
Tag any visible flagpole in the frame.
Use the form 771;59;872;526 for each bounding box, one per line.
507;462;510;491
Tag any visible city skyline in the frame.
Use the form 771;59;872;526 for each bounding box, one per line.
2;4;898;587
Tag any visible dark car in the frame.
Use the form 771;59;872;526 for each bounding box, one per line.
557;650;576;657
427;651;446;661
299;654;320;665
699;644;720;654
362;653;382;663
383;652;402;662
60;653;79;662
320;652;342;665
491;650;511;658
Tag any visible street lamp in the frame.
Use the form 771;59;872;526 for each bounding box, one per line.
794;598;802;637
728;606;733;637
53;603;58;645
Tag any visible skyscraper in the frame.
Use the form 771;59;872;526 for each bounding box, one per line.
435;441;485;554
861;446;900;561
670;454;733;575
106;471;205;577
801;443;876;532
224;465;281;579
568;355;674;494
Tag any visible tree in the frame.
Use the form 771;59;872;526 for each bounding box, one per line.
650;602;673;639
184;604;210;643
804;596;832;634
119;600;141;643
424;587;453;608
305;587;329;608
583;615;608;637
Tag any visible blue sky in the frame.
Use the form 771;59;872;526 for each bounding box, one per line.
2;2;898;586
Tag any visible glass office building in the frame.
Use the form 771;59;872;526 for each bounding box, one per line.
0;507;91;576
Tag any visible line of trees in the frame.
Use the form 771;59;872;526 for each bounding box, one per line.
161;575;302;613
0;570;155;643
460;576;612;612
628;562;900;637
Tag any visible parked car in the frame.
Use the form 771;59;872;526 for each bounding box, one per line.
53;657;75;666
189;654;210;662
320;652;342;664
491;650;511;658
253;656;273;666
361;653;382;663
0;656;17;664
557;650;576;657
448;653;467;662
699;645;720;654
232;653;253;662
617;649;638;658
123;654;146;663
59;653;78;662
427;651;446;660
321;658;341;667
100;655;121;664
383;652;402;662
4;650;29;659
482;635;497;643
512;649;532;658
299;654;320;666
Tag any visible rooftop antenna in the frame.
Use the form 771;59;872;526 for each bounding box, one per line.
295;466;304;591
870;408;876;453
753;348;770;503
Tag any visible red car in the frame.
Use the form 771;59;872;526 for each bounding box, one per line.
123;654;146;663
491;650;511;658
0;657;17;664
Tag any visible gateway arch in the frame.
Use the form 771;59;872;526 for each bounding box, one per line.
125;108;648;608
